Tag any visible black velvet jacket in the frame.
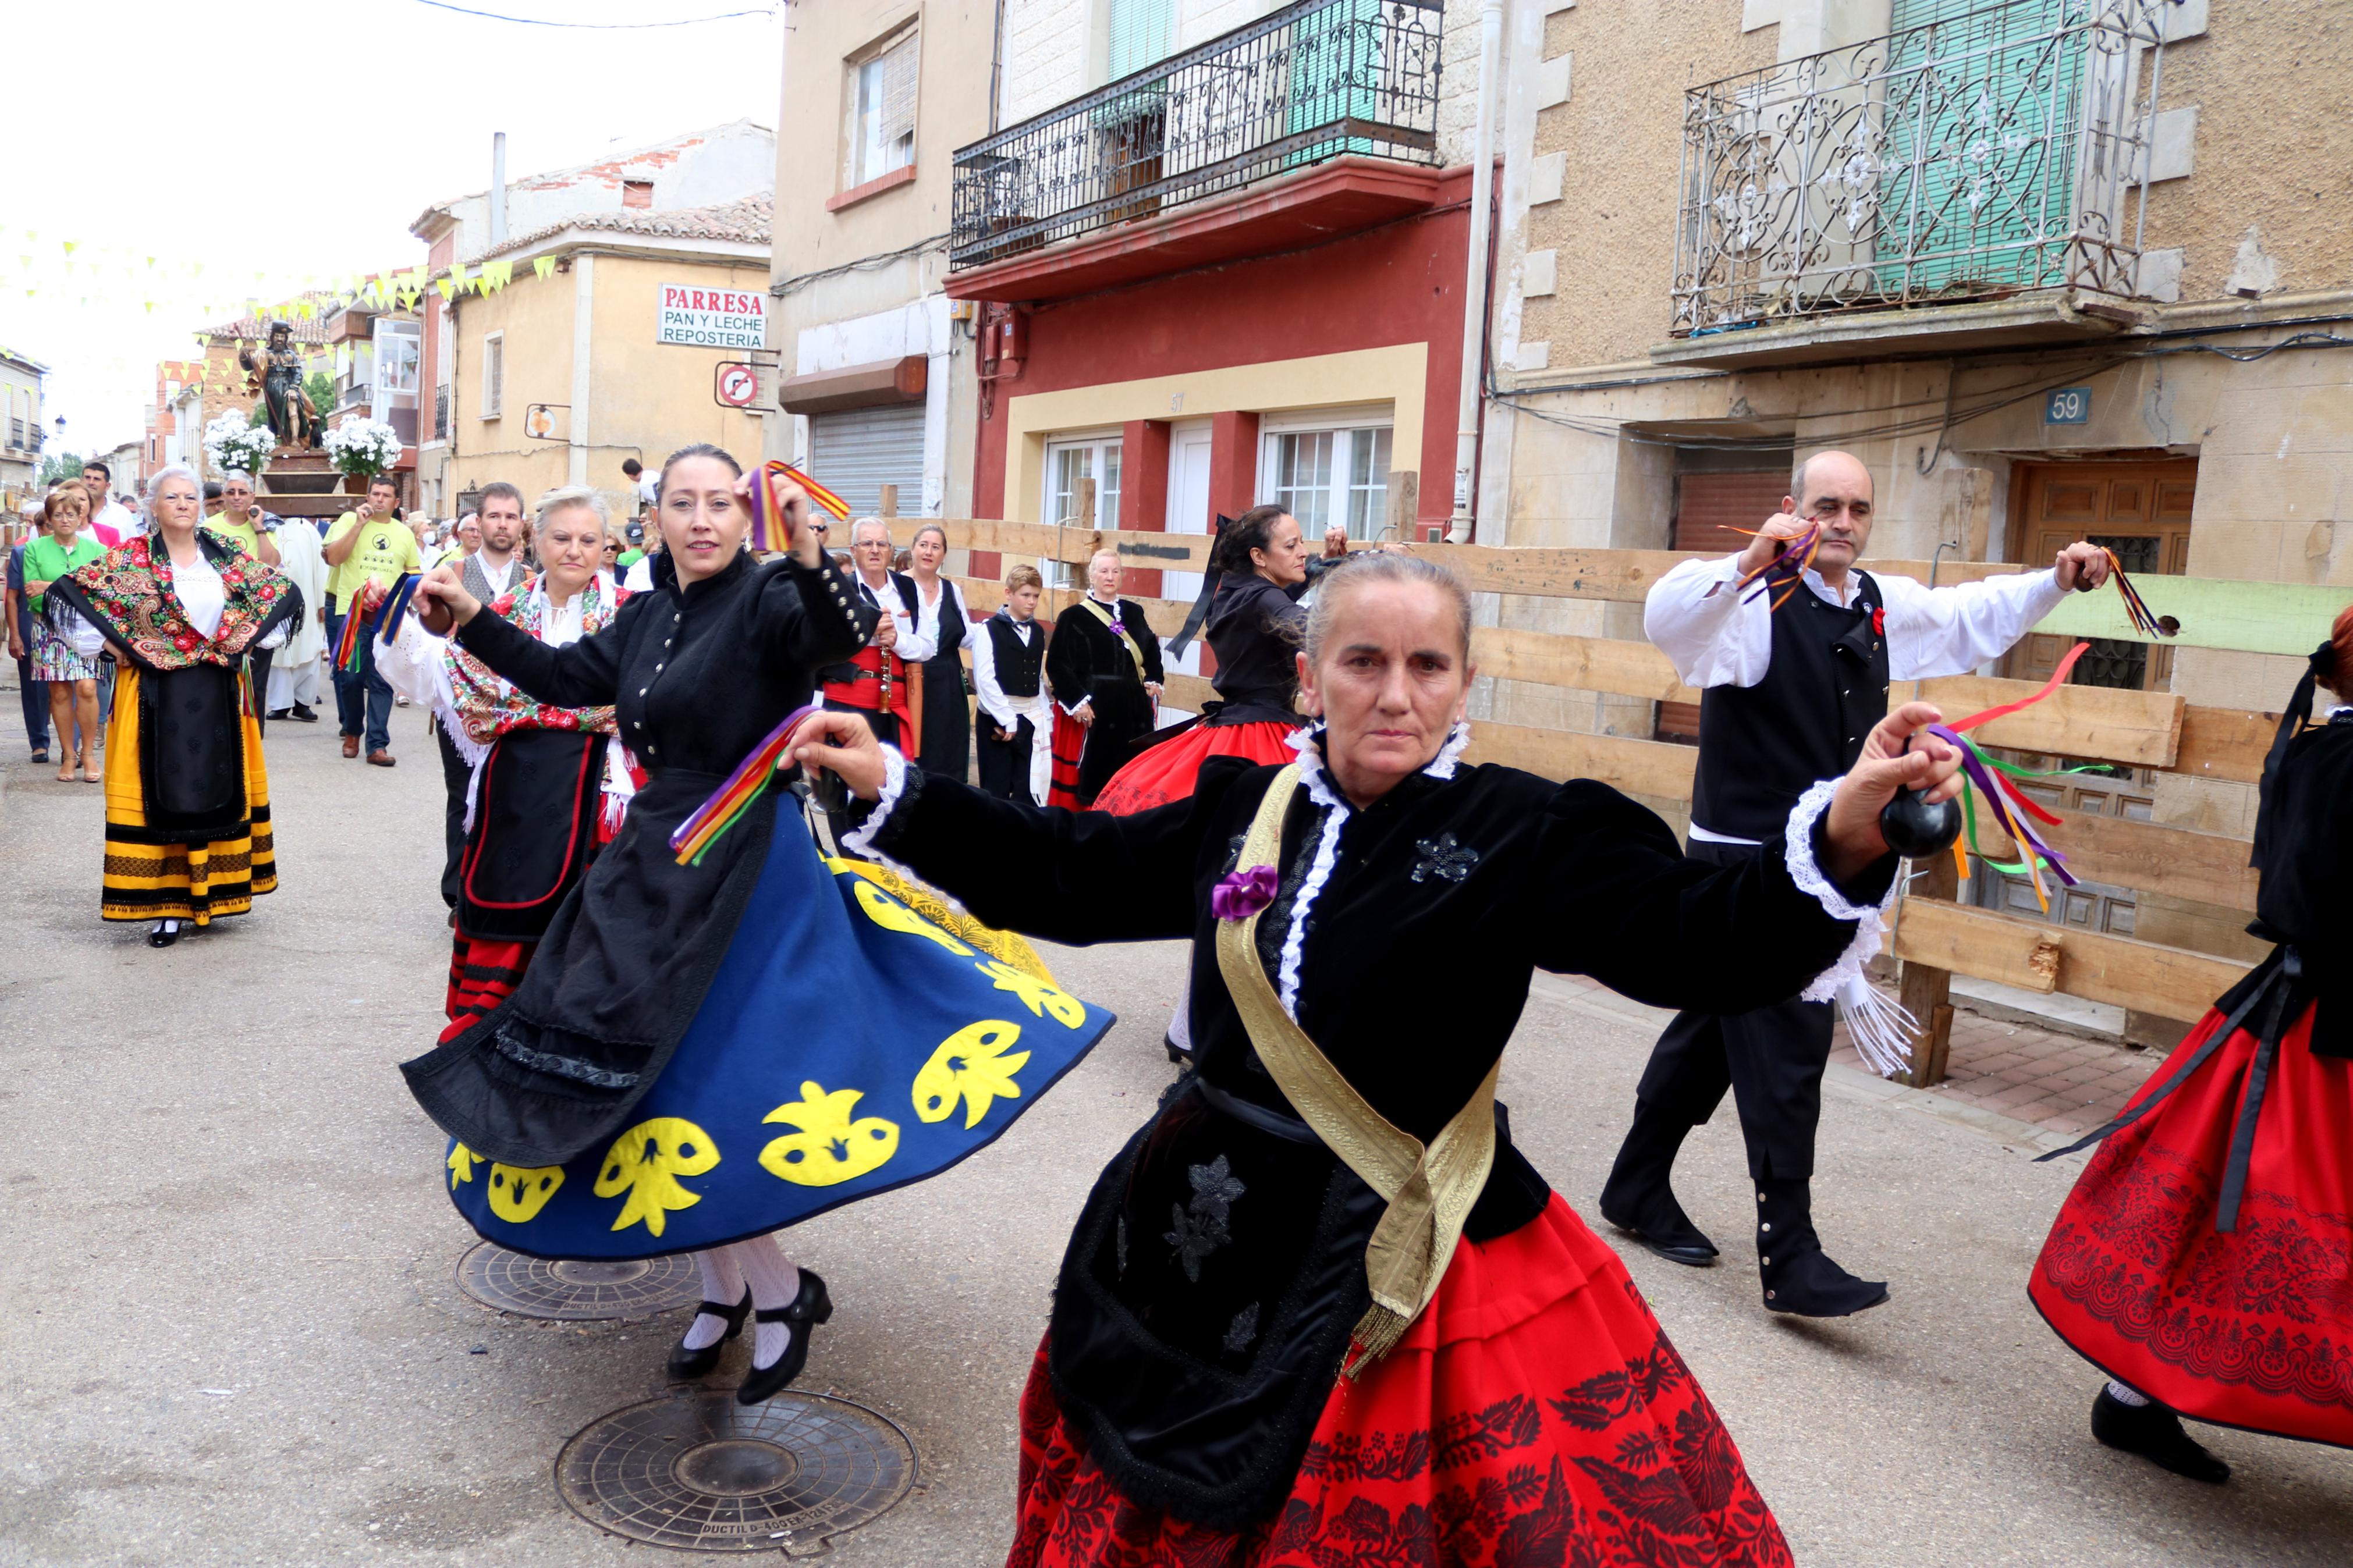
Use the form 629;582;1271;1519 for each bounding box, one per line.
2239;713;2353;1058
400;547;874;1167
871;745;1894;1526
1204;574;1307;727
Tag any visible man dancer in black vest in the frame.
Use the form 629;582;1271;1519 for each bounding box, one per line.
1601;449;2112;1315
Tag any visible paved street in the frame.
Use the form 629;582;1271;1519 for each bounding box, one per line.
2;710;2348;1567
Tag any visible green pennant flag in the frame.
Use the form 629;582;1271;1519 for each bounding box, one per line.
436;277;456;303
483;259;515;291
532;255;557;282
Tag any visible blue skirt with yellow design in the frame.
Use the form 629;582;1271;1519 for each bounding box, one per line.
445;799;1114;1259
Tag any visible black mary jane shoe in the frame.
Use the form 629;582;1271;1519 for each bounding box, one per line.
666;1289;752;1381
148;920;182;949
736;1270;833;1406
2091;1388;2231;1484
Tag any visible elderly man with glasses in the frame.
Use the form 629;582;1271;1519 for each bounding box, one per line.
1599;447;2114;1320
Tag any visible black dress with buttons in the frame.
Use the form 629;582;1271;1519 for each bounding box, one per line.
399;547;875;1168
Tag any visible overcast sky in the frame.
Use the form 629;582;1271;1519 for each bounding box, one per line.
5;0;783;458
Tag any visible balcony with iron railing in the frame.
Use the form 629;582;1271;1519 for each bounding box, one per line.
948;0;1446;301
433;383;450;442
1659;0;2176;368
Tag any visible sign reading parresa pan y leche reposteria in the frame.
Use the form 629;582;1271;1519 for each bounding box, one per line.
656;283;768;349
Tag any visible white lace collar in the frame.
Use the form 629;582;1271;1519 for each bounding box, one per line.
1286;720;1472;799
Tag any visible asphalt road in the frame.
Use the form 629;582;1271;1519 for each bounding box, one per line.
1;709;2347;1567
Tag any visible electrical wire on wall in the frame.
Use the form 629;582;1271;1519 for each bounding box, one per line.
1482;324;2353;459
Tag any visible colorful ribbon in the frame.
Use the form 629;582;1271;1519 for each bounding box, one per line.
746;461;852;553
1731;521;1823;612
336;573;421;673
1928;640;2098;911
2100;548;2178;639
669;702;822;866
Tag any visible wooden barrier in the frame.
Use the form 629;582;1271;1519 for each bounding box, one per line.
917;521;2288;1084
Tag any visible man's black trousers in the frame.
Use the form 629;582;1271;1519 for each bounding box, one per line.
1631;836;1834;1182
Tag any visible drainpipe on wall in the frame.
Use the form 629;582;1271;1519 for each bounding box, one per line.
1448;0;1505;545
489;132;507;248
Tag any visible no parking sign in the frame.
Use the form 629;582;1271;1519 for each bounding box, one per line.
714;361;762;408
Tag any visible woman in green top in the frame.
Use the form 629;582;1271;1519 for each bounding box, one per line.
24;482;108;782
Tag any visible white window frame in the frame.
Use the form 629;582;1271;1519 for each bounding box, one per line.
1258;404;1396;541
847;25;920;190
479;330;503;420
1044;429;1124;589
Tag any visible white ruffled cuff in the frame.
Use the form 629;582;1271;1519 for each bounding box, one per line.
838;746;910;859
1781;778;1918;1079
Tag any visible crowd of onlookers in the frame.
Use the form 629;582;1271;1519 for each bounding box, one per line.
8;452;1061;802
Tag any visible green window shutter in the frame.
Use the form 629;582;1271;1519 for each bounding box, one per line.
1878;0;2086;300
1106;0;1173;80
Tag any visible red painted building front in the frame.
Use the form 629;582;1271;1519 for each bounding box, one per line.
949;157;1478;595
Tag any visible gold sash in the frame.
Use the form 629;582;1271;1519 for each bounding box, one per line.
1078;596;1148;675
1213;764;1498;1377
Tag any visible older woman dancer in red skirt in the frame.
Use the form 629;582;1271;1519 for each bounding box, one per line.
793;550;1964;1566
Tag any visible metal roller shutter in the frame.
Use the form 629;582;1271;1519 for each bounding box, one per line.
807;404;927;518
1658;469;1791;742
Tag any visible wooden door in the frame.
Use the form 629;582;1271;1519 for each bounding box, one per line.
1979;457;2197;931
2004;457;2196;691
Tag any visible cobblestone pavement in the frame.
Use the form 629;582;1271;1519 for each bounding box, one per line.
1831;989;2168;1139
2;714;2347;1567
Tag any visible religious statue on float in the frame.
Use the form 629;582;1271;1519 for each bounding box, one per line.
238;322;320;450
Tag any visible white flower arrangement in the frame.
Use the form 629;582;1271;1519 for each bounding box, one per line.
323;415;404;478
203;411;276;477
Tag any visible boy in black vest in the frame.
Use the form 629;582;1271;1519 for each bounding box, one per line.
973;563;1050;803
1602;449;2113;1316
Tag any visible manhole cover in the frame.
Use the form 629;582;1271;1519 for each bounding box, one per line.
556;1390;915;1554
457;1243;704;1321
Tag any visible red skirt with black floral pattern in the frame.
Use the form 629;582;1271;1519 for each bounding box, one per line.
1091;720;1298;817
2029;997;2353;1448
1007;1194;1793;1568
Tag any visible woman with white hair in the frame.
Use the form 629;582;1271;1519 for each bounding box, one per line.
48;464;299;946
1044;546;1163;805
377;485;632;1040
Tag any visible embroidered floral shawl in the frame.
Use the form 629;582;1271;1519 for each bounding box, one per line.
58;533;297;672
444;573;621;747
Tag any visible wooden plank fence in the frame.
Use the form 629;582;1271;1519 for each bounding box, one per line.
888;517;2317;1085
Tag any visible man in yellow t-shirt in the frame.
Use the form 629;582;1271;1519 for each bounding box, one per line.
200;472;283;565
322;474;420;766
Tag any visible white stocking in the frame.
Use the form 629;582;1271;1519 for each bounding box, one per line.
2106;1379;2152;1407
1166;976;1193;1057
733;1235;803;1370
682;1247;747;1350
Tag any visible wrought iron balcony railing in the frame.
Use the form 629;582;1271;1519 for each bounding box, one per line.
434;383;450;441
950;0;1443;271
1671;0;2174;336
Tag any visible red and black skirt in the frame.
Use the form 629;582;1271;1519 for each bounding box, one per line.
1010;1194;1792;1568
2029;948;2353;1448
1092;717;1297;816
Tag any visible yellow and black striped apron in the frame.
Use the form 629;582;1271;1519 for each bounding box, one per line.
101;664;276;924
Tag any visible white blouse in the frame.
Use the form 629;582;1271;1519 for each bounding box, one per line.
175;554;227;641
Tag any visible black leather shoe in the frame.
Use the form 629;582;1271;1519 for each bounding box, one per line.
1164;1032;1194;1067
2092;1388;2230;1484
1756;1178;1887;1315
1599;1113;1717;1265
666;1289;751;1381
289;704;319;722
736;1270;832;1406
148;920;182;948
